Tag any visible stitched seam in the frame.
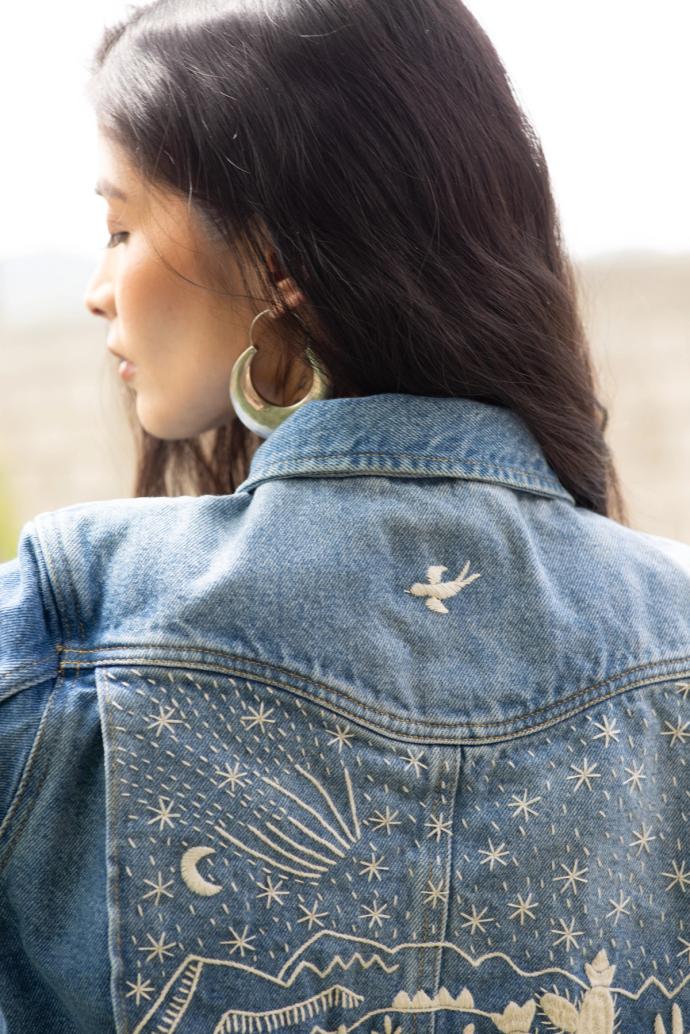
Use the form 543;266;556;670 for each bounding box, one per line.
58;644;690;729
102;675;126;1034
0;674;60;873
432;749;460;1006
247;450;559;479
89;657;689;746
31;516;73;642
243;465;570;500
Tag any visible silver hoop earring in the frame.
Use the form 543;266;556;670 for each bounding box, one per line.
229;308;333;439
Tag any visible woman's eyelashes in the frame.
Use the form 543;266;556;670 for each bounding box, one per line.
105;231;129;248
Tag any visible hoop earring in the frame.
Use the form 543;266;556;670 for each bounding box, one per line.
229;308;333;439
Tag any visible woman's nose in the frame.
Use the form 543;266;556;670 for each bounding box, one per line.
83;278;113;319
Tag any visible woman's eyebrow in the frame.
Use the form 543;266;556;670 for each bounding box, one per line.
94;178;128;202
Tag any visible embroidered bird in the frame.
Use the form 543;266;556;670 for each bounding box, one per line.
404;561;481;614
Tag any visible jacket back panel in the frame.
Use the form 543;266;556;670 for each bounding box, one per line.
1;394;689;1034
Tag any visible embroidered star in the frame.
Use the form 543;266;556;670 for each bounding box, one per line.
137;932;176;963
629;823;656;855
145;704;184;737
622;761;646;791
661;859;690;894
366;807;402;834
606;891;632;924
478;838;510;871
507;789;542;821
422;878;448;908
219;925;256;956
146;796;182;832
359;899;391;929
677;936;690;963
240;703;276;732
459;903;495;934
256;875;289;908
142;872;174;906
424;811;453;842
661;717;690;745
553;858;589;895
400;749;428;777
566;757;602;791
358;847;389;882
215;761;248;791
551;916;584;949
326;723;354;752
675;681;690;702
297;901;330;930
125;973;154;1005
591;715;620;746
508;892;539;925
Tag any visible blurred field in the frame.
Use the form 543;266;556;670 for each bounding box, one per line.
0;249;688;562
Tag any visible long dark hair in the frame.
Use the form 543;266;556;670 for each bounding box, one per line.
86;0;627;522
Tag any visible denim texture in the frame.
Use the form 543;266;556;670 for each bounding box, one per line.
0;392;689;1034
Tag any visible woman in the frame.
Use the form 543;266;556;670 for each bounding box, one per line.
1;1;689;1031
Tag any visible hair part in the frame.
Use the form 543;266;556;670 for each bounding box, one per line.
87;0;628;522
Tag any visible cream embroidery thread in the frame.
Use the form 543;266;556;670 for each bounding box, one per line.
404;562;481;614
102;669;690;1034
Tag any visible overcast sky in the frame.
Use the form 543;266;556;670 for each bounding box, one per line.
1;0;688;263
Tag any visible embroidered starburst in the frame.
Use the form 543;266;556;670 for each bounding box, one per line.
629;823;656;855
146;796;182;832
675;681;690;701
125;973;154;1005
358;847;389;882
137;932;176;963
297;900;330;930
566;757;602;791
677;936;690;963
142;871;174;906
507;789;541;821
478;838;510;871
215;761;248;791
422;878;448;908
424;811;452;842
551;916;584;949
606;891;632;924
553;858;589;895
326;723;354;752
240;703;276;732
622;761;646;791
459;903;495;934
661;717;690;745
591;715;620;746
145;704;184;737
256;875;289;908
508;892;539;925
359;899;391;929
661;859;690;894
401;749;428;777
366;806;402;834
219;925;256;956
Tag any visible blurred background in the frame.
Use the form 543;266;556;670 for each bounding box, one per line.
0;0;688;562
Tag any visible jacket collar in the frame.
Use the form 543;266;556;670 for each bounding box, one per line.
235;392;576;503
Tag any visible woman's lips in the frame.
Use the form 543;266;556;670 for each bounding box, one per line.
107;346;136;379
117;358;136;380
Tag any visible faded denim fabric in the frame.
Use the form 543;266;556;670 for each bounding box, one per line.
0;392;689;1034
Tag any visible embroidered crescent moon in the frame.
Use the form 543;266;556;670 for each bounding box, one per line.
180;846;223;896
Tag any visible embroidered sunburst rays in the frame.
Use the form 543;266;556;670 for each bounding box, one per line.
212;762;362;885
404;562;481;614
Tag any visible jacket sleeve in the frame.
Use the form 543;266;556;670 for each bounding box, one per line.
0;520;60;831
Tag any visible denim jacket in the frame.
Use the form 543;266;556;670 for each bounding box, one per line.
1;392;689;1034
